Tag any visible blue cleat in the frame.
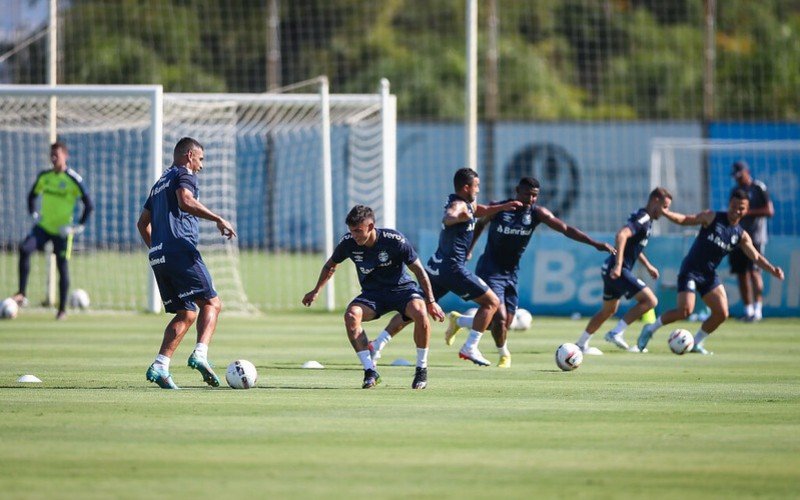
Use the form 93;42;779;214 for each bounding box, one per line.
691;344;713;356
146;363;179;389
187;352;220;387
637;323;657;352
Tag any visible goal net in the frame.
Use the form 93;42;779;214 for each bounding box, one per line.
0;80;396;313
649;138;800;236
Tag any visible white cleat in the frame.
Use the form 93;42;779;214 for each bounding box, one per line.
604;331;630;350
580;346;604;356
458;348;491;366
627;345;649;353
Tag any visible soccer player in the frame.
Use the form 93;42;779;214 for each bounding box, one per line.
369;168;523;367
136;137;237;389
728;161;773;321
12;142;93;320
574;188;672;354
450;177;614;367
636;190;784;355
302;205;445;389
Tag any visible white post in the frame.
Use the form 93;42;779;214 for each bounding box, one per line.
147;86;164;313
46;0;58;307
465;0;478;173
320;77;335;311
379;78;397;229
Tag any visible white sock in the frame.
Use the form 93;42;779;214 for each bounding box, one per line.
154;354;170;370
462;330;483;351
610;319;628;335
193;342;208;359
497;343;510;357
416;347;429;368
745;303;754;317
457;315;474;329
356;350;375;370
576;331;591;349
651;316;664;331
373;330;392;353
754;301;763;318
694;329;709;346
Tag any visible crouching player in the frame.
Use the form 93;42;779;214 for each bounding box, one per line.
302;205;445;389
636;190;784;354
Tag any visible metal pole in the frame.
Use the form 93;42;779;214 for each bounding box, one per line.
266;0;282;91
465;0;478;173
46;0;58;307
485;0;498;198
380;78;396;229
320;77;335;310
147;87;164;313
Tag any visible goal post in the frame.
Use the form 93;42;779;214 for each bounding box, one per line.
650;138;800;236
0;81;397;313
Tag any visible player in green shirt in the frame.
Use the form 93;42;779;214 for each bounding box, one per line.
12;142;94;320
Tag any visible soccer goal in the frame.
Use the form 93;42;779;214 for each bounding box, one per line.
0;79;396;313
649;138;800;235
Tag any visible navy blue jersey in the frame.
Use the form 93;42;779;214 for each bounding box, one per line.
680;212;744;275
730;180;769;243
430;194;475;270
331;228;418;292
143;165;200;252
478;201;541;274
604;208;652;271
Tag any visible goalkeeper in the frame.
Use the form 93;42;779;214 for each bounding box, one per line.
12;142;93;320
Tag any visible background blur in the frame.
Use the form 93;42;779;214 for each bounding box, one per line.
1;0;798;315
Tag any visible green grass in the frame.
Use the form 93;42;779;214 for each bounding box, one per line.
1;312;799;499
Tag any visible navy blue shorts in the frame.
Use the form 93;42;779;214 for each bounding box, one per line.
729;242;763;274
427;264;490;302
601;263;647;301
21;225;68;259
677;269;721;297
350;286;425;320
478;271;519;317
149;249;217;313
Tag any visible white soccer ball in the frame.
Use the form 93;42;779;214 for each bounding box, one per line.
511;308;533;330
668;328;694;355
226;359;258;389
1;298;19;319
68;289;90;309
555;343;583;371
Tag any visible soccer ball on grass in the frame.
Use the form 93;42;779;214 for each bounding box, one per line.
510;308;533;330
68;289;91;309
555;343;583;371
1;298;19;319
668;329;694;355
226;360;258;389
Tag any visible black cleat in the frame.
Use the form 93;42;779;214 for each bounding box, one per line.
362;369;381;389
412;367;427;390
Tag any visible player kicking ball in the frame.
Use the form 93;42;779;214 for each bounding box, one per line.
573;188;672;354
302;205;445;389
636;190;784;355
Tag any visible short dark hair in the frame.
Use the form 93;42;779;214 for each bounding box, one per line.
345;205;375;226
174;137;203;157
518;177;540;190
453;168;479;191
51;141;67;153
730;189;749;202
649;187;673;201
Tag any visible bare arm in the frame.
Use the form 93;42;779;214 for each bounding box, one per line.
136;208;152;248
637;252;659;279
739;231;784;280
661;207;715;227
747;199;774;218
176;187;237;239
609;226;632;279
538;206;615;254
474;199;523;218
442;199;473;227
302;258;338;306
407;258;445;321
467;215;492;260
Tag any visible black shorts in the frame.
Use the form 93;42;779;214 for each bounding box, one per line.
350;286;425;320
427;264;490;302
479;271;519;317
21;225;68;260
601;264;646;301
677;270;721;297
149;249;217;313
729;242;764;274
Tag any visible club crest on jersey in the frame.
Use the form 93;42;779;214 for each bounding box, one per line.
522;213;532;225
731;234;739;245
378;250;389;263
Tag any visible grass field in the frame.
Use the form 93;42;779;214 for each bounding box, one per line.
1;311;798;499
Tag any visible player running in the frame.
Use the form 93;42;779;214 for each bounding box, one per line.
573;188;672;354
302;205;445;389
636;190;784;355
137;137;237;389
450;177;614;367
369;168;523;367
